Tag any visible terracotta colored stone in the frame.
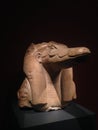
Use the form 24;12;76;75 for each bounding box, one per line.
17;41;91;111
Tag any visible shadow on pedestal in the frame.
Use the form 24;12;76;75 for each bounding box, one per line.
9;101;96;130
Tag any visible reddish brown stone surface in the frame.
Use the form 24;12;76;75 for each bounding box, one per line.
17;41;91;111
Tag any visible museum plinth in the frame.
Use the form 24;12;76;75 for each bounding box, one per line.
10;101;96;130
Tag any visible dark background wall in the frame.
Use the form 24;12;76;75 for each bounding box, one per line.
0;1;97;129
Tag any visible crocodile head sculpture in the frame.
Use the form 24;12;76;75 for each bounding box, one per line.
17;41;91;111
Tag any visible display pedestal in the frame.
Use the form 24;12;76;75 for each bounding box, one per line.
10;101;96;130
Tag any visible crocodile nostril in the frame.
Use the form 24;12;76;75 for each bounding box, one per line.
78;47;91;53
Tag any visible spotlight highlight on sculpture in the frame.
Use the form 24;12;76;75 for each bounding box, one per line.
17;41;91;111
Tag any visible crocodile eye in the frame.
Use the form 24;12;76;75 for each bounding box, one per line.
50;45;57;49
